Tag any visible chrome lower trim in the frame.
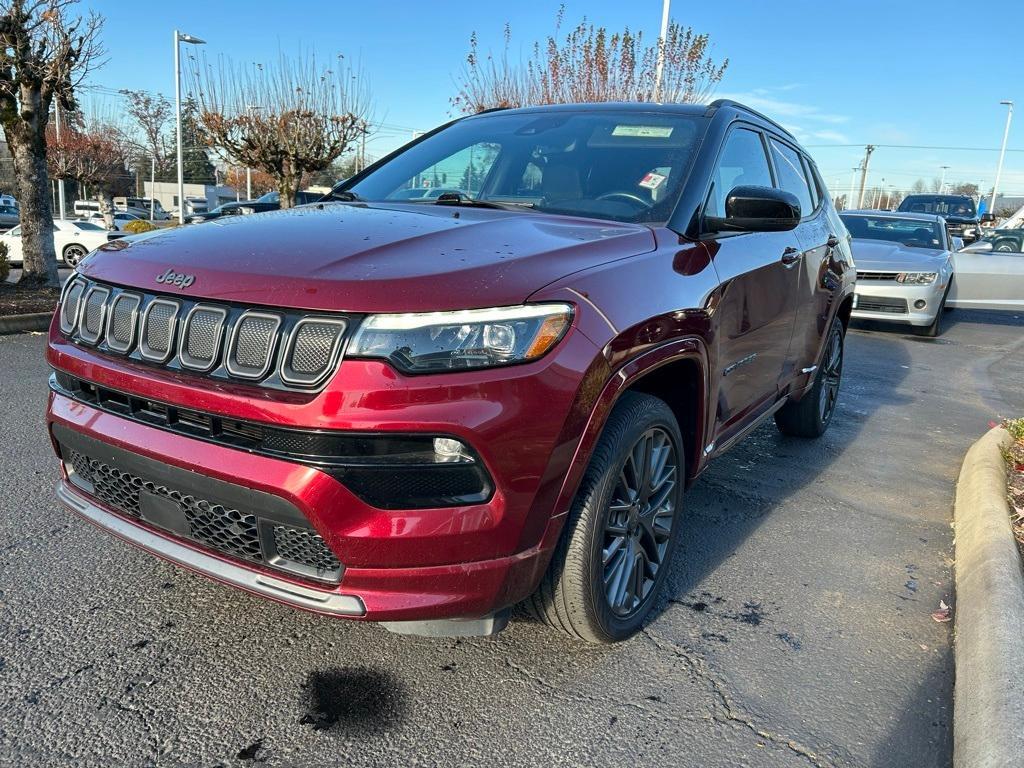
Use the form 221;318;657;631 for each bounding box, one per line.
801;365;818;374
57;480;365;617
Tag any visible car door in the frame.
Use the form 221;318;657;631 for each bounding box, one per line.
705;125;801;440
949;243;1024;310
768;141;845;391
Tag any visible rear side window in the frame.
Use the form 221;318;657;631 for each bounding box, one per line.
769;139;814;218
705;127;773;218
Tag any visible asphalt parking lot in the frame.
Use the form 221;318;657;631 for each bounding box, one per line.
2;310;1023;768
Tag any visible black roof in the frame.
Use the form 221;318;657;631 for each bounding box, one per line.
462;99;797;142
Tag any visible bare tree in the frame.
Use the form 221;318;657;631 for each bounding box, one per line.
911;179;926;194
452;8;728;114
188;52;372;208
0;0;104;287
121;89;173;179
48;118;129;228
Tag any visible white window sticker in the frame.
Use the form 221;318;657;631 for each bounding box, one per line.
639;172;667;190
612;125;674;138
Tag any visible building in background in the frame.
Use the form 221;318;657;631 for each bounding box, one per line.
143;181;237;215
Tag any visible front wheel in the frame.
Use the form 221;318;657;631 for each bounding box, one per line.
775;316;844;438
527;392;684;643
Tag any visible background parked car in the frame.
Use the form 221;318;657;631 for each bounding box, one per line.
188;200;276;223
951;237;1024;311
969;228;1024;253
85;211;147;231
898;193;981;242
0;219;111;267
842;210;955;336
0;203;20;231
387;187;469;201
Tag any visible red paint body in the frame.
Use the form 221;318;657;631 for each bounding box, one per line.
46;103;856;625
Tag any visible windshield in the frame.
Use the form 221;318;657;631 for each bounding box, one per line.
898;196;976;218
841;214;944;249
340;110;706;224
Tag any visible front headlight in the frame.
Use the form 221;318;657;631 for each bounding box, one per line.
349;303;573;373
896;272;937;285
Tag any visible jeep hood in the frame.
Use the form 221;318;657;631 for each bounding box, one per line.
81;203;656;313
850;239;950;272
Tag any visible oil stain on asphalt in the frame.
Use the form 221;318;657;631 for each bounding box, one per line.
299;668;407;733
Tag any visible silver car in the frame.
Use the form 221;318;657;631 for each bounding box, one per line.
951;235;1024;312
841;211;955;336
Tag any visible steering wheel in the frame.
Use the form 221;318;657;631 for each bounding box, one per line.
595;191;653;210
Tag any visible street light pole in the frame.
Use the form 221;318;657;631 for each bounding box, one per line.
653;0;671;101
174;30;206;224
939;165;949;194
990;100;1013;215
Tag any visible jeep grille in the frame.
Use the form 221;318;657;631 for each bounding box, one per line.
58;276;356;392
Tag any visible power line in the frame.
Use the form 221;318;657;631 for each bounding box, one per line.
807;142;1024;154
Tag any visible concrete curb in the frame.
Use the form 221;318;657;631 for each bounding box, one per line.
953;426;1024;768
0;311;52;335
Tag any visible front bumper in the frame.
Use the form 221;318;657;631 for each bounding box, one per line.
851;280;947;326
46;317;605;623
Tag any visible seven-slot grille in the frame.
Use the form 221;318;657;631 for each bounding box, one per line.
58;277;353;391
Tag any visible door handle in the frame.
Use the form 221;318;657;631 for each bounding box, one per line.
826;234;840;249
781;247;801;266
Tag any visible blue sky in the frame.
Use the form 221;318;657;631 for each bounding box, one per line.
82;0;1024;201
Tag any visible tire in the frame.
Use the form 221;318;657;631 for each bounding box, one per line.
62;244;87;267
775;316;844;438
994;239;1017;253
914;281;952;337
526;391;685;643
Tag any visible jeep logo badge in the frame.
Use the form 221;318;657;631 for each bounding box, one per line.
155;268;195;289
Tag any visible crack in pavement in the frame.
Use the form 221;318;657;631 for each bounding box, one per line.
641;628;838;768
492;652;710;725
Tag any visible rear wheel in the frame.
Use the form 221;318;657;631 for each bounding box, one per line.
527;392;684;643
62;244;87;267
775;316;844;438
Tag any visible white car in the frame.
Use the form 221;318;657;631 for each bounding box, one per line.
87;211;145;231
1;219;111;267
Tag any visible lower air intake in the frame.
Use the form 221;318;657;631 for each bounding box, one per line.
61;438;342;583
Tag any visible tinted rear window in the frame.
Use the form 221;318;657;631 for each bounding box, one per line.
898;196;976;218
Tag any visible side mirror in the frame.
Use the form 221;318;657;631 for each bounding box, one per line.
950;236;965;252
981;212;996;223
960;240;993;253
705;185;801;233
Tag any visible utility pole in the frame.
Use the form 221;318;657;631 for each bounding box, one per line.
848;166;860;210
54;102;65;220
653;0;671;101
990;100;1014;214
939;165;950;194
856;145;875;209
150;157;156;220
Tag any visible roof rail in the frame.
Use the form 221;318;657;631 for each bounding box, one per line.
707;98;797;140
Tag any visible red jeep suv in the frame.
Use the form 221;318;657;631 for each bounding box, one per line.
47;101;855;643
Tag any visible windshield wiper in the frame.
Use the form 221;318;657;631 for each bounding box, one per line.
329;190;365;202
422;192;534;211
